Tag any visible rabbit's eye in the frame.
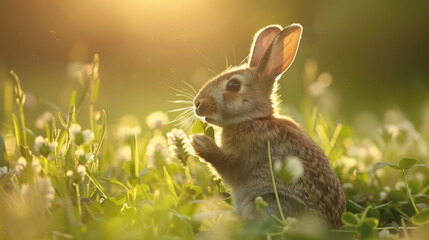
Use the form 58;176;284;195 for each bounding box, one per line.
226;79;241;92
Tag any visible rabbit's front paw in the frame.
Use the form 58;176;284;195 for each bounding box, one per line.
190;134;219;160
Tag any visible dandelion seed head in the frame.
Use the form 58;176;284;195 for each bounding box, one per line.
146;111;169;130
116;146;132;162
117;125;141;141
146;135;169;168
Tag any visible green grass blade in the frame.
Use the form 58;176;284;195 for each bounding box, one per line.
309;106;318;137
163;166;179;207
95;110;107;156
12;114;22;146
91;78;100;104
325;123;342;157
267;140;286;222
86;170;109;199
130;135;139;178
0;133;9;167
99;177;130;193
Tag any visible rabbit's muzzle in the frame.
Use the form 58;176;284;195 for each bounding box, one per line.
194;97;218;117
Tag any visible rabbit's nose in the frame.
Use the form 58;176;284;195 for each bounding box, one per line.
194;99;202;109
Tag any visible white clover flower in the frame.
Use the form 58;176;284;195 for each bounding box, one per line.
70;123;82;136
75;149;94;163
380;191;387;201
368;146;382;162
146;135;169;168
50;141;58;151
34;136;52;157
85;153;95;164
32;157;42;175
341;156;357;169
66;170;74;177
146;111;169;130
58;145;66;156
21;177;55;208
308;72;332;97
15;157;27;177
395;181;405;191
385;124;399;139
75;148;84;157
70;124;95;145
34;111;53;129
274;156;304;184
40;178;55;207
77;165;86;181
82;129;95;143
347;141;381;162
416;172;425;182
34;136;47;151
167;128;191;166
0;166;10;179
116;146;132;162
342;183;354;190
286;157;304;181
378;229;393;239
117;125;141;141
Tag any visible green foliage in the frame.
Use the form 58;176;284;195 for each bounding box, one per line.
192;120;214;139
1;57;428;240
412;208;429;225
0;134;8;167
342;207;379;239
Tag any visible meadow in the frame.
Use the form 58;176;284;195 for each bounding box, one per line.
0;54;428;240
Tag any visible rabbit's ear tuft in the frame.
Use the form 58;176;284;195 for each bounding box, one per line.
257;24;302;81
248;25;282;68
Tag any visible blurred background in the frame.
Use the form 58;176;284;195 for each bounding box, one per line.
0;0;428;131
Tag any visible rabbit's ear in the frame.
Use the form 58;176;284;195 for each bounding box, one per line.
248;25;282;68
257;24;302;81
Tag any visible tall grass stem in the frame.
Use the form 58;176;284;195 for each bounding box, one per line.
403;170;419;214
267;140;286;222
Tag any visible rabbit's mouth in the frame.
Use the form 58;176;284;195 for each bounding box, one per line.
204;117;214;123
202;116;221;126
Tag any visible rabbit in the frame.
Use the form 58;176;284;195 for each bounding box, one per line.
190;24;346;228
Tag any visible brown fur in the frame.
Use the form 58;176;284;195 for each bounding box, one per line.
190;24;346;228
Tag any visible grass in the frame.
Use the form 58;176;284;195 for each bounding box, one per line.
0;55;429;240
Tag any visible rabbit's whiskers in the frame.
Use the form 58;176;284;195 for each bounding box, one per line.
168;83;198;129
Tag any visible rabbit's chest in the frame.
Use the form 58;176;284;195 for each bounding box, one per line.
221;130;269;160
